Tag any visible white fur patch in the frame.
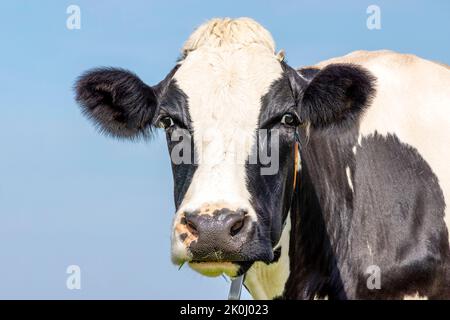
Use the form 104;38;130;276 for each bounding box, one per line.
346;166;354;193
182;17;276;58
172;18;282;236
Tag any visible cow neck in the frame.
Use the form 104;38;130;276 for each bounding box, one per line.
284;127;357;299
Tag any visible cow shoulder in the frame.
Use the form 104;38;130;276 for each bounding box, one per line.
313;50;450;240
297;51;450;298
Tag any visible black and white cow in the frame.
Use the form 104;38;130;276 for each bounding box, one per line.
75;18;450;299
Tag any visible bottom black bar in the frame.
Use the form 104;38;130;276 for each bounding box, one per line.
1;300;448;319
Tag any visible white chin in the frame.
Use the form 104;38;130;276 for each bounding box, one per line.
188;262;240;277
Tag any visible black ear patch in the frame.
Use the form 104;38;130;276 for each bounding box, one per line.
300;64;376;129
75;68;158;139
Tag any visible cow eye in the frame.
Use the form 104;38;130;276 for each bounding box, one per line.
280;113;297;126
158;116;175;129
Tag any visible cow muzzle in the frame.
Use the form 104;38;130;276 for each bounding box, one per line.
171;205;271;277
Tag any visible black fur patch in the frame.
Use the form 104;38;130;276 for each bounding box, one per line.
245;72;299;255
159;80;197;209
75;68;158;139
283;128;449;299
300;64;376;130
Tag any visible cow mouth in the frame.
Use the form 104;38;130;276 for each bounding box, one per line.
188;261;254;278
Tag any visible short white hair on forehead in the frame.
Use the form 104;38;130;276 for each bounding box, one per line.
182;17;277;58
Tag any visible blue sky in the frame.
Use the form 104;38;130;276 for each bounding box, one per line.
0;0;448;299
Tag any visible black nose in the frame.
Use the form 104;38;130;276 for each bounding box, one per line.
184;208;252;260
185;208;247;237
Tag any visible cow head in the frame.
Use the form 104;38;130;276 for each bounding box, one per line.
75;18;374;278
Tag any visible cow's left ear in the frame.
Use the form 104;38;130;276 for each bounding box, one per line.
299;64;376;129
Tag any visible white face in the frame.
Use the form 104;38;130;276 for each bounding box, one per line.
169;40;284;272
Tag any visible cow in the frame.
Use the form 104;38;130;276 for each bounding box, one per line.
74;17;450;299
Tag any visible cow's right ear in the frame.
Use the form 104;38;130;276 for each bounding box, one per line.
75;68;158;139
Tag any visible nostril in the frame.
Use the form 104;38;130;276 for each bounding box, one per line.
184;212;199;236
230;217;245;237
186;220;198;236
